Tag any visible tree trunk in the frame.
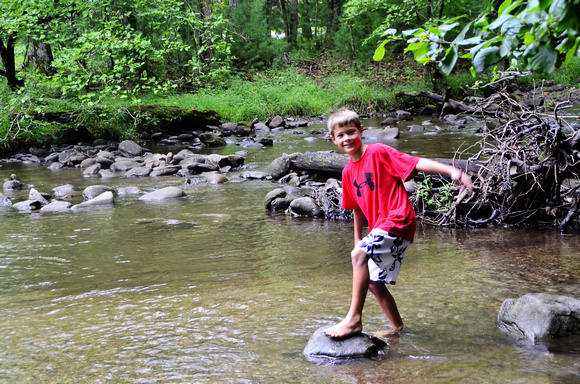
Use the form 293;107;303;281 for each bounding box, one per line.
0;33;25;90
198;0;214;63
301;0;312;40
288;0;298;46
26;40;54;75
278;0;290;44
326;0;342;44
266;0;275;30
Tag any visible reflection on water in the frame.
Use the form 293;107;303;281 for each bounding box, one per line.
1;119;579;383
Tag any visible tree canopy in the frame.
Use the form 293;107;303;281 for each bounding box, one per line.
374;0;580;79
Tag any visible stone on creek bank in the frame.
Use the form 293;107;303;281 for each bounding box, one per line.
497;293;580;343
303;327;387;359
126;104;220;135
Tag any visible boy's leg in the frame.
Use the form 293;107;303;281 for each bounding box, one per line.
324;247;370;338
368;281;404;334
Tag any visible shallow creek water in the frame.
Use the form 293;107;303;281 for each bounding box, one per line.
1;117;579;383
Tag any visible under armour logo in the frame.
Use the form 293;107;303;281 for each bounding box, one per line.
354;173;375;197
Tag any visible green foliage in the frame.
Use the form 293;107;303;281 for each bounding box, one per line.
146;67;427;122
227;1;285;68
373;0;580;79
415;173;455;211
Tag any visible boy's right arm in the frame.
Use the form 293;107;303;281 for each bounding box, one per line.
353;207;364;246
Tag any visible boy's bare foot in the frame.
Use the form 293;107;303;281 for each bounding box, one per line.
323;319;363;338
373;324;405;338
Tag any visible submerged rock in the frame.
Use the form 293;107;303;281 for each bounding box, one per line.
0;192;12;207
303;326;387;359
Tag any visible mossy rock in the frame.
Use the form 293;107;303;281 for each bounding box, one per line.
127;104;221;135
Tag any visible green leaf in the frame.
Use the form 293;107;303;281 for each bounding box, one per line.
527;44;558;72
524;32;535;46
374;43;386;62
402;28;422;37
440;45;458;75
473;46;501;72
498;0;513;16
565;38;580;65
488;14;515;30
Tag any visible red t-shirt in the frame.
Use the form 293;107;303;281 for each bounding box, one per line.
342;143;420;242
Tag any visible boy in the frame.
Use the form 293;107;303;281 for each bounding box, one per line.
324;108;473;339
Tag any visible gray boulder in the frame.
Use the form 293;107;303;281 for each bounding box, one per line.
48;162;65;170
270;155;293;180
83;185;115;201
497;293;580;343
3;174;23;190
124;166;152;178
95;150;115;168
269;115;285;128
80;158;97;168
139;186;186;201
362;128;400;141
289;196;323;217
204;173;228;184
381;117;397;126
150;165;181;177
186;162;219;174
265;188;291;210
111;159;142;172
53;184;75;197
199;132;226;147
303;326;387;359
83;163;102;176
0;192;12;207
13;199;42;211
72;191;115;211
118;186;141;195
40;201;72;213
254;122;270;133
240;171;268;180
29;188;50;205
396;110;413;121
118;140;144;157
409;125;425;132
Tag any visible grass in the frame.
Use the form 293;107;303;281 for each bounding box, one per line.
144;68;429;122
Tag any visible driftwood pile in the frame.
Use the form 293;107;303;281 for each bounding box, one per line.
411;89;580;232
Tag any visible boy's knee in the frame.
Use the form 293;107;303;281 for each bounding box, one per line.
351;248;368;266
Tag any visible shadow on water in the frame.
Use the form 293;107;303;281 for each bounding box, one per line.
0;116;579;383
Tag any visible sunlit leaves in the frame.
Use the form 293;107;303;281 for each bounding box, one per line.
373;0;580;78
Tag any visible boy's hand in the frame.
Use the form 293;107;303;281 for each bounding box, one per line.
453;169;473;195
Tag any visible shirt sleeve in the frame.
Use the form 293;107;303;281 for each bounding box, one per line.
381;145;420;182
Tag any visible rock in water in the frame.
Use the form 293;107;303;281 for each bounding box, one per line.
303;326;386;359
497;293;580;343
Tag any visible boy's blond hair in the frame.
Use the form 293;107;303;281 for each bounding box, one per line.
327;108;361;136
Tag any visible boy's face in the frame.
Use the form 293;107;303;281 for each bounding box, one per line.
330;123;364;159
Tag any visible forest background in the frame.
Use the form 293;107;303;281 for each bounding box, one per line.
2;0;580;154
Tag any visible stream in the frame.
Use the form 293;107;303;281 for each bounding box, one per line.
1;116;579;383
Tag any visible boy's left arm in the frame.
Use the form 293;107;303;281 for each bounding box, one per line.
415;158;473;195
